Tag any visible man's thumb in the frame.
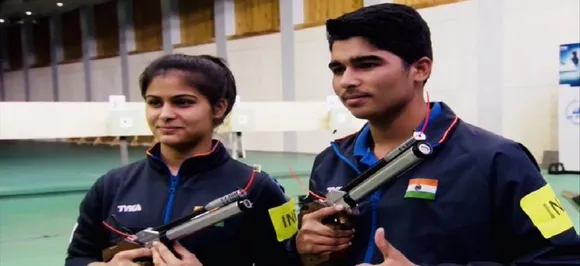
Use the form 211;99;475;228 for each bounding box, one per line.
374;228;399;259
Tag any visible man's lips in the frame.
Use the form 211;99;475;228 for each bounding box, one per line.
342;94;371;106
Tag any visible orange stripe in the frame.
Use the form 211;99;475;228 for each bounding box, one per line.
437;115;459;144
409;178;439;186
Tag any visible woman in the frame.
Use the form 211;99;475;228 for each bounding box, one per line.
65;54;297;266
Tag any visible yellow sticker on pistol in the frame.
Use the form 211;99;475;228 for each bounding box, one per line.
268;198;298;242
520;184;574;239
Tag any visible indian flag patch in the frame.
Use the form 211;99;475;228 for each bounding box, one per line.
404;178;438;200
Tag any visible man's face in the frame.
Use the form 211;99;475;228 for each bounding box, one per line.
328;37;428;120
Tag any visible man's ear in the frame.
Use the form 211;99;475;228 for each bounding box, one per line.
411;57;432;83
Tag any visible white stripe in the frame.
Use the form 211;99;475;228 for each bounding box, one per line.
69;222;78;244
407;184;437;194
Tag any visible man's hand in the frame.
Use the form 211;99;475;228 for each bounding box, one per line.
296;204;354;255
356;228;415;266
151;241;202;266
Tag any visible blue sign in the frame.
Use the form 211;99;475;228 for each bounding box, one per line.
559;43;580;87
565;100;580;125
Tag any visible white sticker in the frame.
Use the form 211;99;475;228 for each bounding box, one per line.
238;115;248;125
119;117;133;128
413;131;427;140
109;95;126;110
326;95;341;109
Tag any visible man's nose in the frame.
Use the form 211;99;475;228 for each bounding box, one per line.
339;69;361;88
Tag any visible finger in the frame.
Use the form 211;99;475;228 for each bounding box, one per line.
173;241;197;260
302;222;354;238
152;241;182;265
303;205;345;221
115;248;153;260
374;227;397;259
304;234;352;247
151;247;166;266
306;241;351;254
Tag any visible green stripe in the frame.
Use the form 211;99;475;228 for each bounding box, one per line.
404;191;435;200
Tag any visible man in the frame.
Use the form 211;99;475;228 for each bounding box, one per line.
291;3;580;266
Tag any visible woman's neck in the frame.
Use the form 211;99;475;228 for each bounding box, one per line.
159;137;213;175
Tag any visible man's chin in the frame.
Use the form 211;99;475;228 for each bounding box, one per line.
347;108;376;121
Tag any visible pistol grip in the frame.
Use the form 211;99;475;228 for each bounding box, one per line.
298;201;353;266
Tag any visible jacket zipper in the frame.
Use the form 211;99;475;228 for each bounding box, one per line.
163;174;179;224
330;142;379;264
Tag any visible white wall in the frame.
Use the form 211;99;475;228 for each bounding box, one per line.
1;0;579;161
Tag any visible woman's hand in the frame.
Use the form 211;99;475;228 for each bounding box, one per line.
98;248;153;266
151;241;202;266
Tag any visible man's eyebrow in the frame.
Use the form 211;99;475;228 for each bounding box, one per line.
328;55;384;69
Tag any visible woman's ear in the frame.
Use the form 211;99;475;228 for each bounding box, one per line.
212;98;228;121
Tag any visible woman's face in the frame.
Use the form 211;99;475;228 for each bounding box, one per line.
144;71;226;149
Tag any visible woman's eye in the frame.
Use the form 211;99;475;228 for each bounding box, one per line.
147;100;162;107
173;99;194;106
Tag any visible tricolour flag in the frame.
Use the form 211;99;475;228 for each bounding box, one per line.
404;178;438;200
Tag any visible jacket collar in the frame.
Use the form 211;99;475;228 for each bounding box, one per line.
332;101;460;163
146;139;230;177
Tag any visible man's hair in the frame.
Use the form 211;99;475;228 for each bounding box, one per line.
326;3;433;66
139;54;237;126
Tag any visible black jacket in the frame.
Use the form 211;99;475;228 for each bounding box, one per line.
66;140;297;266
291;102;580;265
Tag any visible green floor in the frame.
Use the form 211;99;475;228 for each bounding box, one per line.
0;140;578;266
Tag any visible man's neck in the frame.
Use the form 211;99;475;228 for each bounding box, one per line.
368;98;428;157
159;137;213;175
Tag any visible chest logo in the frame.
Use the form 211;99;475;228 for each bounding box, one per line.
327;186;342;192
117;204;142;213
404;178;438;200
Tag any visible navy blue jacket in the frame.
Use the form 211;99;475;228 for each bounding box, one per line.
66;140;297;266
296;102;580;265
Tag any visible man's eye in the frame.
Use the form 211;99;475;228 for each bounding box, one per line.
356;62;379;69
331;66;345;75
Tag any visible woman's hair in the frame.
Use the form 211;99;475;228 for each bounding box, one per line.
139;53;237;126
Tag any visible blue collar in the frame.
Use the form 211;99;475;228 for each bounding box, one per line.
353;102;442;158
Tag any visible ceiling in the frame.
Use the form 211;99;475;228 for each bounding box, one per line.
0;0;114;24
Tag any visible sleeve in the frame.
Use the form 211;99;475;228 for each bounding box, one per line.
299;152;328;208
248;173;302;266
489;142;580;265
65;176;111;266
286;152;330;266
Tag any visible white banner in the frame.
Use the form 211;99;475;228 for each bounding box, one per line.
558;43;580;172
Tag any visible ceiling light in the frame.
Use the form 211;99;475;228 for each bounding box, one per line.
25;11;32;15
0;19;4;23
57;2;63;7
